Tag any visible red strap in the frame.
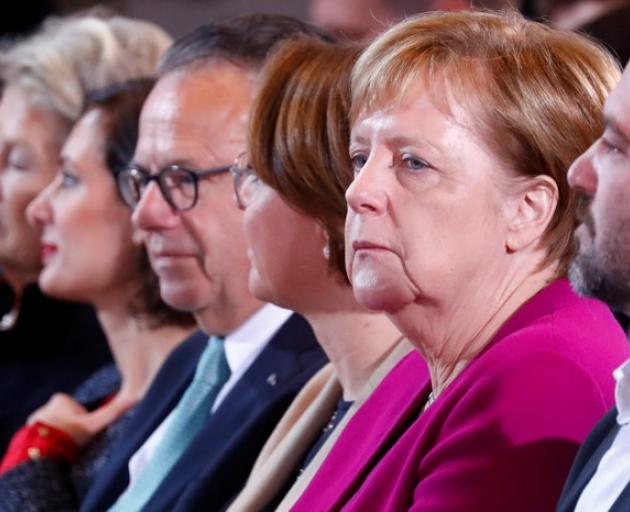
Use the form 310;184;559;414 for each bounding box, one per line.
0;421;79;473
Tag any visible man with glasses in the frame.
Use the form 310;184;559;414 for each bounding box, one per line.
80;15;329;512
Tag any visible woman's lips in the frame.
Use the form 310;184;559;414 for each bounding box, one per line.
352;240;390;252
41;243;57;265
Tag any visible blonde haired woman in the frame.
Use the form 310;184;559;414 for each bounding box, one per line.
0;11;172;451
292;10;630;511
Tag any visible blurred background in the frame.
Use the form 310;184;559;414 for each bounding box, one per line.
3;0;630;64
0;0;551;39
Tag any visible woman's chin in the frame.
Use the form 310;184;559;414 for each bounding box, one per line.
352;281;411;313
39;276;68;300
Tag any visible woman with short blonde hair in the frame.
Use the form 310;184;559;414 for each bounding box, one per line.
292;10;630;511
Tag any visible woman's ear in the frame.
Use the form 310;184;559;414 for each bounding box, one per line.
314;222;331;260
505;175;558;252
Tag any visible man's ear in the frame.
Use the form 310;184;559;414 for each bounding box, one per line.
505;175;559;253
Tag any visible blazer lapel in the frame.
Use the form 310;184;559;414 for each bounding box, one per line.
144;314;326;511
557;409;620;512
611;477;630;512
281;339;417;512
79;330;207;512
228;365;340;512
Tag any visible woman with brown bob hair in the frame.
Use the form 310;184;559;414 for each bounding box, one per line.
225;38;408;512
289;10;630;512
0;79;196;510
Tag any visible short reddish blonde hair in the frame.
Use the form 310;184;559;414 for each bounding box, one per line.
352;10;621;275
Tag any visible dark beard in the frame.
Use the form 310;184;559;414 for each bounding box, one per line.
569;252;630;311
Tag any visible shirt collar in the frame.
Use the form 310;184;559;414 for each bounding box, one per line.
614;358;630;425
222;303;293;375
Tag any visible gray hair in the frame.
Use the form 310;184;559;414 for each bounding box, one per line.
0;13;172;122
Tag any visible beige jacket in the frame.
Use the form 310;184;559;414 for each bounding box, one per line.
227;338;413;512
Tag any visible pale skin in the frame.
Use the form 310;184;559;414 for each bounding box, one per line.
303;292;402;401
25;108;194;446
345;85;560;400
132;62;263;336
0;86;70;313
568;64;630;316
243;184;402;400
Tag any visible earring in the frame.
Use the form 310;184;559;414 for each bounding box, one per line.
322;244;331;260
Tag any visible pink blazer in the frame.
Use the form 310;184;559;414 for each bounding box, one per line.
292;279;630;512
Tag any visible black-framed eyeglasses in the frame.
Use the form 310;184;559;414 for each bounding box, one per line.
230;152;262;209
117;163;231;212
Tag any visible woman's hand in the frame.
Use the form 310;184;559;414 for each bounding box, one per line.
27;393;134;447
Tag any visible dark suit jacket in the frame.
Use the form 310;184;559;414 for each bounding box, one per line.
556;407;630;512
0;282;111;455
80;314;326;512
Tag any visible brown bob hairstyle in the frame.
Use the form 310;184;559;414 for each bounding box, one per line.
351;10;621;275
248;38;362;282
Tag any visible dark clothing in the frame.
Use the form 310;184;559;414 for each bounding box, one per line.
300;398;353;473
0;365;133;512
0;282;111;455
556;407;629;511
261;398;354;512
80;315;327;512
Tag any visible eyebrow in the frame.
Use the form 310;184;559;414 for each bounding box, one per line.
350;135;369;146
350;134;441;153
603;113;630;145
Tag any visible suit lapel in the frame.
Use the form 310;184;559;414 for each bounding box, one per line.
557;408;620;512
142;314;326;511
277;339;420;512
79;330;207;511
611;481;630;512
228;365;341;512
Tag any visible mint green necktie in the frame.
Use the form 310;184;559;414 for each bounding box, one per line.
108;335;231;512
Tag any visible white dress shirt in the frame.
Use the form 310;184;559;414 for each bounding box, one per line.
576;358;630;511
125;303;293;489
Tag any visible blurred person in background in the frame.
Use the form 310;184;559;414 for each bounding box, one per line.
81;15;330;512
530;0;630;65
308;0;470;40
0;11;171;454
0;78;196;512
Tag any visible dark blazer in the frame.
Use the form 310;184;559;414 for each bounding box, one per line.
0;365;129;512
556;407;630;512
80;314;326;512
0;282;111;454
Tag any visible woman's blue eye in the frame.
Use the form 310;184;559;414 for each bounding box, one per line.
601;138;621;155
61;171;79;188
351;154;367;173
403;155;429;170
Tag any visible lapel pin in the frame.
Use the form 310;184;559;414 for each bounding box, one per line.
267;373;278;387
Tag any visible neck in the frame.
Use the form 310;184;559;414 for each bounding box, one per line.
96;288;194;402
393;258;558;400
1;265;38;300
303;286;402;401
550;0;626;30
0;266;39;326
195;295;264;337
